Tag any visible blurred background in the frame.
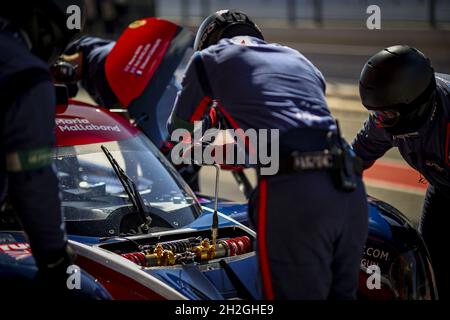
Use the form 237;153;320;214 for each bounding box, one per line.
84;0;450;35
80;0;450;224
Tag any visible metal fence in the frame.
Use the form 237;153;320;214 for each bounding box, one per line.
85;0;450;36
155;0;450;27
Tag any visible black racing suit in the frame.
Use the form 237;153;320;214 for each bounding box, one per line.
0;22;69;274
352;73;450;299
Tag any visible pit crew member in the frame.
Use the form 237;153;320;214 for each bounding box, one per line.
352;45;450;299
0;1;84;292
167;9;369;300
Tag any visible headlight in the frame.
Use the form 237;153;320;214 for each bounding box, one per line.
389;248;437;300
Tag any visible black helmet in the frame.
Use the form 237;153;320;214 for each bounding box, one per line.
194;9;264;51
359;45;436;135
0;0;86;63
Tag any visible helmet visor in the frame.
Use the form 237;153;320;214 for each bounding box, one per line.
370;110;401;128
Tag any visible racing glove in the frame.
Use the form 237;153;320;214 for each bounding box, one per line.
50;59;81;98
34;243;78;297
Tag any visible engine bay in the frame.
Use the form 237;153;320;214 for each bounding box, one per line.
97;226;255;268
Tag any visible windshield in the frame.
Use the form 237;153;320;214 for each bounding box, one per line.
54;133;201;234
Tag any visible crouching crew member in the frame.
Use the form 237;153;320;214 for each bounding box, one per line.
352;45;450;299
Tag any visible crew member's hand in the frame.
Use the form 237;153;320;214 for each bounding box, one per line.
60;52;84;81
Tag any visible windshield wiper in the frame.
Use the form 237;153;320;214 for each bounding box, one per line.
101;145;151;233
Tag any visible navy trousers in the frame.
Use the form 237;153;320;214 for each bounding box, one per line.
250;170;368;300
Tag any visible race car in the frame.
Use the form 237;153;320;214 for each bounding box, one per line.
1;97;260;300
0;92;437;299
0;18;438;300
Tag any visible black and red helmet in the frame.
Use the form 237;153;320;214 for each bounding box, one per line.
1;0;86;63
359;45;436;135
194;9;264;51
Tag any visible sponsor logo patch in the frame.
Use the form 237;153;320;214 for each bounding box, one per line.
0;242;32;260
361;245;392;272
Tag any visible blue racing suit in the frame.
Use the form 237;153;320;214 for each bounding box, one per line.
168;37;334;133
352;73;450;299
0;21;67;269
168;36;369;299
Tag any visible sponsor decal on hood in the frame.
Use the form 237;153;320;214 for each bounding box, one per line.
55;101;139;147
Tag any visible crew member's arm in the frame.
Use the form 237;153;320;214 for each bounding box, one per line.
351;116;394;169
167;52;215;134
63;36;118;107
3;75;68;269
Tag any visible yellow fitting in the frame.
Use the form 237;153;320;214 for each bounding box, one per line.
142;244;175;267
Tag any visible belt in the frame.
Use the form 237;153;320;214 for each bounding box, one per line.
291;150;336;171
268;127;363;192
275;128;337;174
279;148;363;175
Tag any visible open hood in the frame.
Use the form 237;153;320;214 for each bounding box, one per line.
105;18;194;147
